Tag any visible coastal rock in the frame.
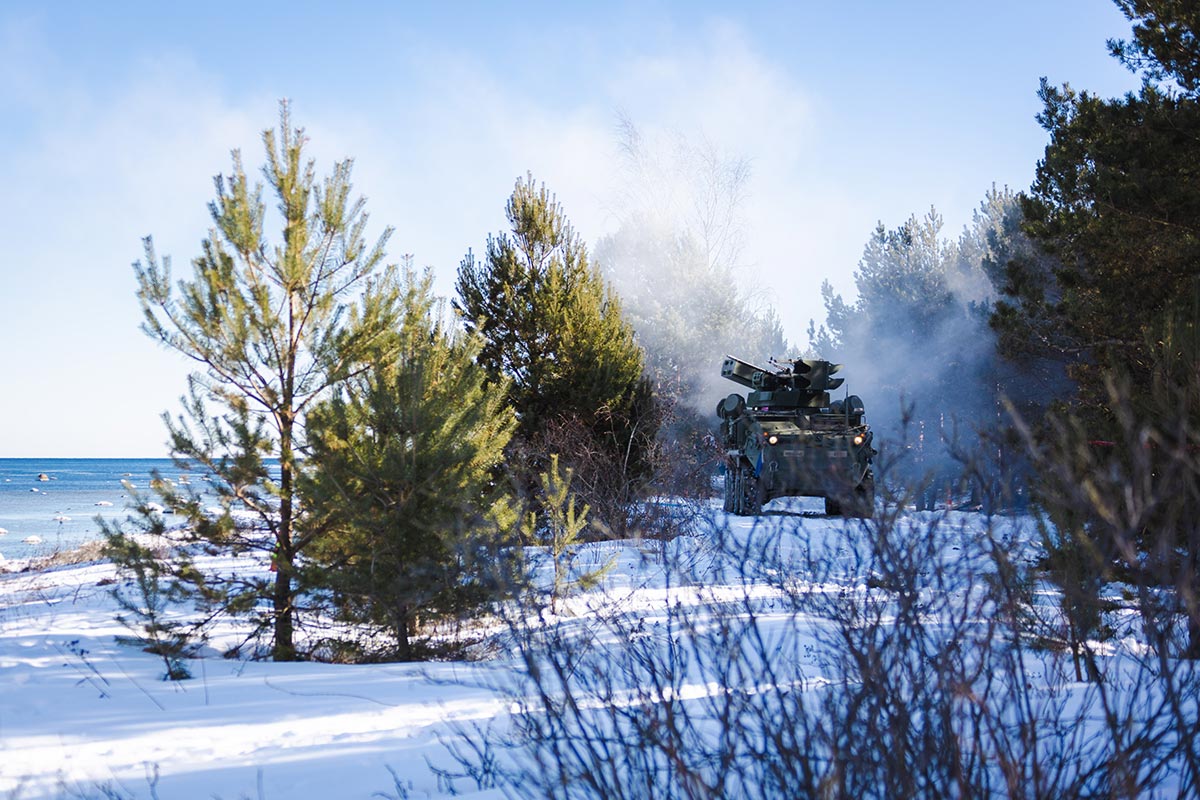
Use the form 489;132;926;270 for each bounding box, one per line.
37;473;49;482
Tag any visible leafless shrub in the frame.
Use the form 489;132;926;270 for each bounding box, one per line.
25;540;111;570
438;437;1198;798
512;387;709;543
1009;370;1200;795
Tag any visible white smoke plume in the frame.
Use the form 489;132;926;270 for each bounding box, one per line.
593;116;790;421
811;187;1061;493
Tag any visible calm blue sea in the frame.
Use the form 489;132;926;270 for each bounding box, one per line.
0;458;184;563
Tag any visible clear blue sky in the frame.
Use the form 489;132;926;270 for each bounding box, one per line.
0;1;1142;457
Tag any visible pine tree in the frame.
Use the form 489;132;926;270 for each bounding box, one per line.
456;175;643;433
1109;0;1200;94
1003;2;1200;423
1000;3;1200;657
132;102;402;660
104;506;198;681
816;197;1039;506
300;265;517;660
455;175;655;529
526;454;613;614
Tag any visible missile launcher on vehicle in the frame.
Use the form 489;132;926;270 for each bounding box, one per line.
716;356;875;517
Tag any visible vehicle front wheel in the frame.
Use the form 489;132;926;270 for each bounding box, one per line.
826;471;874;518
848;472;875;518
732;461;761;516
722;461;735;513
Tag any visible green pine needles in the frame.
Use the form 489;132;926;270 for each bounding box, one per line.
132;101;405;661
455;174;645;435
114;108;659;666
456;174;658;534
527;454;615;614
105;508;198;682
301;265;518;661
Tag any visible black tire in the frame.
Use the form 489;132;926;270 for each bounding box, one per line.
722;462;734;513
733;463;747;516
848;472;875;519
731;461;761;516
826;472;874;518
744;462;762;515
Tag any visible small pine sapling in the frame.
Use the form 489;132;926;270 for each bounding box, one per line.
531;455;614;613
104;511;199;681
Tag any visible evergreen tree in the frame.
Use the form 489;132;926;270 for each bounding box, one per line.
455;175;655;528
999;2;1200;656
105;509;198;681
817;210;961;499
1109;0;1200;93
817;194;1037;506
970;188;1070;426
456;174;644;436
300;265;517;660
1000;2;1200;423
132;102;402;660
847;209;960;341
526;454;613;614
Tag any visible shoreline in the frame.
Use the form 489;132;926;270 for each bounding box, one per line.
0;539;111;576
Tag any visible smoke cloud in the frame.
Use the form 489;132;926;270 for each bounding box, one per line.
812;187;1055;494
592;119;791;423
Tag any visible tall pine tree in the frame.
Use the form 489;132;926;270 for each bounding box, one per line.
816;194;1039;506
997;1;1200;657
455;175;655;530
132;102;402;660
1001;1;1200;422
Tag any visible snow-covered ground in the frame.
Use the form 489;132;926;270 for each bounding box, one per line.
1;501;765;799
0;500;1189;798
1;554;506;798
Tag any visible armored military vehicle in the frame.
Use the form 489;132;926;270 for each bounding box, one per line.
717;356;875;517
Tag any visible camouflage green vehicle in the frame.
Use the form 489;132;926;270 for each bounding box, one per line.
716;356;875;517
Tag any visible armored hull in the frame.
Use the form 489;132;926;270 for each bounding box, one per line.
717;356;875;517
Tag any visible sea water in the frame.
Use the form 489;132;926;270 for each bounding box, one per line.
0;458;182;563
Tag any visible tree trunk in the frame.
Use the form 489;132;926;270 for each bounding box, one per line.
397;604;412;661
272;549;295;661
273;420;298;661
1186;549;1200;660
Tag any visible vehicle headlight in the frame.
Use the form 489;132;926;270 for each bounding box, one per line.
768;435;778;445
853;434;865;446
